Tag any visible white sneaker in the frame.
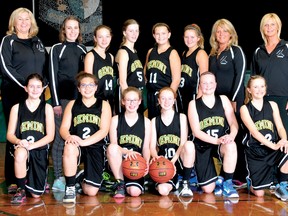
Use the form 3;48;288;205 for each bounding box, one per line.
179;181;193;197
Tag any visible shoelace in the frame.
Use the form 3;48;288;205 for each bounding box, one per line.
183;183;188;190
66;186;75;195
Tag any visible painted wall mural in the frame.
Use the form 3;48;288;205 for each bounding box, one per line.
38;0;102;44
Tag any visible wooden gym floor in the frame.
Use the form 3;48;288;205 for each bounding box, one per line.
0;143;287;216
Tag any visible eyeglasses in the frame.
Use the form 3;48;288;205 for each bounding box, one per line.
125;99;139;104
80;83;96;88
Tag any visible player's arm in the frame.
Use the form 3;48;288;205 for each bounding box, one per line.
142;117;151;165
195;50;209;98
240;104;277;149
116;49;129;92
188;100;219;145
171;113;187;164
81;100;112;146
149;117;159;159
84;51;94;74
59;100;81;145
108;115;129;154
6;104;21;145
221;95;238;140
143;48;152;83
28;104;55;150
169;49;181;93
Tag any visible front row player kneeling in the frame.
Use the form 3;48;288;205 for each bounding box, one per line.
150;87;195;197
60;72;112;203
240;75;288;201
107;87;151;198
7;74;55;204
188;71;239;198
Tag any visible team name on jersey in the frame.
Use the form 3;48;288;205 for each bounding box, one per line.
131;60;143;72
158;134;180;146
119;135;142;148
147;60;167;74
20;121;44;134
200;116;224;130
255;119;274;132
73;114;100;127
181;64;192;77
98;66;113;79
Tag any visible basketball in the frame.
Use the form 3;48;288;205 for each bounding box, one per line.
122;154;147;180
149;157;175;183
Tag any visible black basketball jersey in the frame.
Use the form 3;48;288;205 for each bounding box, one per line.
70;98;108;147
117;112;145;153
179;47;201;98
90;49;114;101
118;46;145;90
155;111;181;160
146;46;174;92
193;95;230;145
243;100;278;147
16;101;47;149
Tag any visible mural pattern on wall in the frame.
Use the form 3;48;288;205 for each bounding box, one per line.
38;0;102;44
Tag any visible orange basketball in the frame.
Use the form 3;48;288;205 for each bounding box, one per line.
122;154;147;180
149;157;175;183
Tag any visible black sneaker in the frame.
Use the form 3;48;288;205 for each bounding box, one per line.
63;186;76;203
11;188;26;204
8;184;18;194
113;179;125;198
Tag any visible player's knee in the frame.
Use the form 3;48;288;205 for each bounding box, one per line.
107;143;121;156
253;189;265;197
127;187;141;197
157;184;172;196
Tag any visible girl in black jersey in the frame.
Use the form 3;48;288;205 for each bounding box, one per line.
60;72;112;203
240;75;288;201
107;87;151;198
178;24;208;115
49;15;87;192
144;23;181;119
188;72;239;198
150;87;195;197
84;25;114;113
7;74;55;204
115;19;146;114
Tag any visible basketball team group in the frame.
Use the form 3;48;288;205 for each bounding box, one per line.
1;7;288;206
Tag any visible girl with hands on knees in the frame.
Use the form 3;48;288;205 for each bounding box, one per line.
240;75;288;201
60;72;111;203
7;73;55;204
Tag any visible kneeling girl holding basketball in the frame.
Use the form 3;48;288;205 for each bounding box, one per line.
107;87;151;198
150;87;195;197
